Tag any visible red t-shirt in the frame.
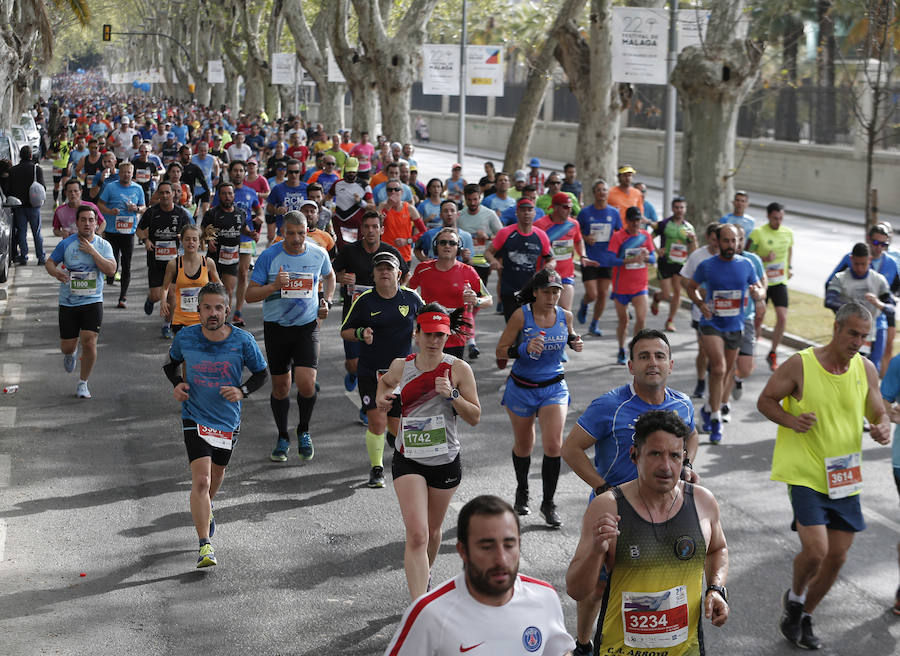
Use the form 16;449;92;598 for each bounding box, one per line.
607;228;655;295
409;260;483;348
533;216;582;279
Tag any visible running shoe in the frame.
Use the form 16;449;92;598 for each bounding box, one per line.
367;466;385;488
161;324;173;339
779;589;803;644
117;298;127;309
767;351;778;371
700;407;712;433
616;348;626;365
893;585;900;615
797;615;822;650
709;420;722;444
344;371;357;391
650;293;660;316
576;301;588;325
589;320;603;337
540;501;562;528
732;379;743;400
359;408;368;426
76;381;91;399
665;320;676;332
468;344;480;359
64;352;76;373
209;504;216;538
143;297;154;315
721;403;731;423
692;379;706;399
270;436;290;462
572;641;593;656
231;311;245;327
114;271;121;282
514;488;531;516
297;430;314;460
197;543;217;568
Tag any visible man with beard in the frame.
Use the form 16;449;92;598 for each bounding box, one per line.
384;495;574;656
685;224;765;444
97;161;147;309
164;282;268;568
328;157;375;252
201;182;244;310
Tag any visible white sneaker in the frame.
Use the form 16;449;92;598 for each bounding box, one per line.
76;381;91;399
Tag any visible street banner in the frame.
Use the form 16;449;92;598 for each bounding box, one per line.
327;47;345;83
271;52;296;85
422;44;459;95
612;7;668;84
465;45;503;97
207;60;225;84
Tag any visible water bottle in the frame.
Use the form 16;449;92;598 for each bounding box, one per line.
529;330;546;360
463;281;473;309
3;385;18;394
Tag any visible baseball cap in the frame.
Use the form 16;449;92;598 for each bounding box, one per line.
416;311;451;335
451;162;462;170
390;141;401;150
513;170;527;182
299;199;318;211
344;157;359;172
247;157;258;165
552;192;571;207
534;269;564;289
528;157;541;168
517;198;535;208
166;132;175;140
625;206;643;221
617;165;636;175
212;134;222;141
120;116;130;124
372;251;401;269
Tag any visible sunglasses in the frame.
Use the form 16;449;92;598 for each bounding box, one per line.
287;169;301;174
871;239;890;247
436;240;459;247
387;187;401;192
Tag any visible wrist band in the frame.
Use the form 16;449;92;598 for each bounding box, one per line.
355;327;365;341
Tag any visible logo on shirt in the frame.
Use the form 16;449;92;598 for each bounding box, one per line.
629;544;641;559
522;626;542;652
398;304;409;317
674;535;696;560
459;643;483;653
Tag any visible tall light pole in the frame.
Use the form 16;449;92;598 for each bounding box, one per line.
663;1;678;214
458;0;468;168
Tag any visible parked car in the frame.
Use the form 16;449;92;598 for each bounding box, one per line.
19;113;41;152
10;125;27;153
0;186;21;283
0;129;20;166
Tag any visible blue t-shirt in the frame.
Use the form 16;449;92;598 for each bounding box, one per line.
510;304;568;380
692;254;759;332
416;198;443;228
643;199;658;223
190;154;216;190
211;185;260;243
500;204;545;226
577;384;695;490
50;233;115;307
577;205;622;266
879;355;900;470
373;181;414;205
99;181;146;234
313;171;340;195
170;124;189;144
267;181;308;213
719;213;755;240
169;324;267;432
483;194;516;216
415;226;475;260
250;242;333;326
741;251;765;321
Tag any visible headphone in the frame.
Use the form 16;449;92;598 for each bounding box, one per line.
431;229;460;257
630;449;637;462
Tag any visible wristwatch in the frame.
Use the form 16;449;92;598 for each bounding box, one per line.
240;385;250;398
594;482;611;497
322;299;333;309
705;584;728;603
449;388;460;400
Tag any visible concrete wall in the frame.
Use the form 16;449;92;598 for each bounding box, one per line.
416;110;900;213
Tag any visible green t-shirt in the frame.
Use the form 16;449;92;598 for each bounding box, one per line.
749;223;794;286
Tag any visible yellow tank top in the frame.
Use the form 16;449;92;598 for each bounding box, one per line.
770;347;868;494
599;484;706;655
172;256;210;327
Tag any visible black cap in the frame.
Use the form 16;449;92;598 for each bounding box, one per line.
372;251;401;269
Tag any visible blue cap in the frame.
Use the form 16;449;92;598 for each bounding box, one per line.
166;131;176;140
528;157;541;168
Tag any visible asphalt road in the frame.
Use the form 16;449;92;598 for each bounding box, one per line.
1;159;899;656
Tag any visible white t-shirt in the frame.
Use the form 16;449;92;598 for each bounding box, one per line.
384;572;574;656
680;246;717;322
227;143;253;162
112;127;138;159
457;205;502;236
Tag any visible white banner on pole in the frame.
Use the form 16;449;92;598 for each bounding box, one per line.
677;11;709;50
465;45;504;97
207;60;225;84
40;76;51;93
326;48;345;83
271;52;296;85
422;45;459;96
611;7;668;85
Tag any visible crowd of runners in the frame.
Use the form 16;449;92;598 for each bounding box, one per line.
5;81;899;654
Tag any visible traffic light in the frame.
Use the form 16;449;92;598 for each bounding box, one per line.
102;24;112;41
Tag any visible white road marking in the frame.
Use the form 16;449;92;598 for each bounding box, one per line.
862;507;900;535
0;408;15;428
0;519;6;563
2;363;21;385
6;333;23;348
10;306;25;321
0;454;9;487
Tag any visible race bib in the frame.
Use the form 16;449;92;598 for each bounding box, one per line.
591;223;611;243
825;452;863;499
281;271;315;298
69;270;97;296
180;286;200;312
239;240;256;255
134;168;151;183
155;240;177;261
472;236;487;257
115;215;135;233
552;239;574;261
622;586;689;649
712;289;742;317
197;423;234;451
219;245;239;266
401;414;449;459
766;261;786;285
352;283;372;302
624;247;646;270
668;242;688;264
340;226;358;243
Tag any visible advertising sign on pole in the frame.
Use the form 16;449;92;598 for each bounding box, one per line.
422;44;459;96
271;52;297;85
207;60;225;84
465;45;503;97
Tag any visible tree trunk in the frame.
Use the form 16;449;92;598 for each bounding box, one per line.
671;0;763;227
330;0;379;136
815;0;836;144
775;14;802;141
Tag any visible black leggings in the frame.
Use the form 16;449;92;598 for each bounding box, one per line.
104;232;134;300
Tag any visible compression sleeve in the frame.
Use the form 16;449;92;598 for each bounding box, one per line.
242;368;268;394
163;356;185;386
